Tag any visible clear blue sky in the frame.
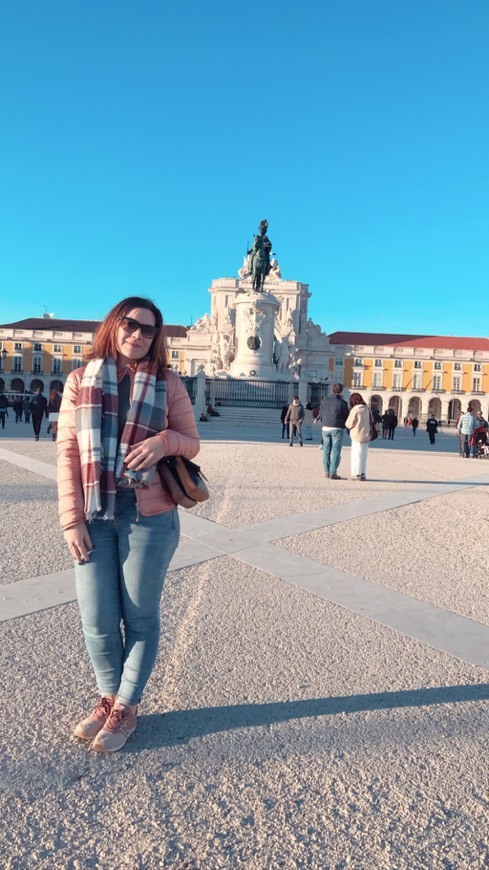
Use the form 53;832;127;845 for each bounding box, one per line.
1;0;488;335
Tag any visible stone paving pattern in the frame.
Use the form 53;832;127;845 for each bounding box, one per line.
1;418;488;868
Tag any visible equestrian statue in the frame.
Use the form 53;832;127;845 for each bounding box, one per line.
247;219;273;292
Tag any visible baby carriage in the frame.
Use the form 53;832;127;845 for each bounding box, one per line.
471;425;489;459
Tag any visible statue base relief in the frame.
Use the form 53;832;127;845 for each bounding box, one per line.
229;290;280;379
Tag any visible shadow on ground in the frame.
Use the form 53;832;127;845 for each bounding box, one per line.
128;683;489;751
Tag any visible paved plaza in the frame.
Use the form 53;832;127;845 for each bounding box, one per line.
1;417;488;868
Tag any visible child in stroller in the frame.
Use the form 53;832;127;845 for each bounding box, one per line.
471;420;489;458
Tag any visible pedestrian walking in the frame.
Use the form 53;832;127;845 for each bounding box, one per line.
22;396;31;424
315;383;349;479
57;296;200;753
285;396;304;446
47;388;62;441
411;417;419;436
0;392;8;429
426;415;438;445
456;405;478;458
13;398;23;423
29;387;48;440
345;393;371;480
280;403;289;440
386;409;398;440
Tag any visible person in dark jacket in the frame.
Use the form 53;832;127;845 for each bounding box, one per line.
411;417;419;436
315;383;349;479
29;387;48;441
13;398;23;423
386;409;398;440
426;415;438;445
280;403;290;440
0;392;8;429
22;396;31;423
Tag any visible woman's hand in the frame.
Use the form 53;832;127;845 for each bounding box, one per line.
64;524;93;564
125;435;166;471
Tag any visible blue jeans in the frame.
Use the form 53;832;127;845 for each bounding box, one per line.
74;490;180;706
322;427;344;475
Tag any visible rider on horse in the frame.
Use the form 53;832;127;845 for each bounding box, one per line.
247;219;272;292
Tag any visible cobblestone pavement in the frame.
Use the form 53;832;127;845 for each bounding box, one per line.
1;424;488;868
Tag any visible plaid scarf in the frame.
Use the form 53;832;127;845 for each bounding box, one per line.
75;357;167;521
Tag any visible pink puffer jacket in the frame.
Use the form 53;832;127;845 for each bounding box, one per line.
57;365;200;530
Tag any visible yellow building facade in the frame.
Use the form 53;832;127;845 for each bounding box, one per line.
328;332;489;422
0;318;187;397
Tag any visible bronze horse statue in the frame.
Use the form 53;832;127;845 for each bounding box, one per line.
248;219;272;292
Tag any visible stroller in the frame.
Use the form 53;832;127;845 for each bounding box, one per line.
471;424;489;459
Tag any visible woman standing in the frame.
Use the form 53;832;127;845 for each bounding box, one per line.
345;392;371;481
47;388;62;441
57;297;199;753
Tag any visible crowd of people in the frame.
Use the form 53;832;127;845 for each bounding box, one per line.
279;388;489;479
0;387;62;440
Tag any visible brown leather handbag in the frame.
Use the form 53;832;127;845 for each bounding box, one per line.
158;456;209;509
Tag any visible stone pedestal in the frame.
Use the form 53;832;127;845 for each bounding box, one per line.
230;292;280;379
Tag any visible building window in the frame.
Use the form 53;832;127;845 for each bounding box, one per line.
52;358;62;373
434;362;442;370
14;342;23;352
414;361;422;370
353;358;362;367
474;363;481;372
412;374;422;390
13;356;23;372
392;373;402;389
34;343;43;352
453;377;461;391
373;372;383;388
73;345;81;354
394;360;402;368
473;377;481;392
453;362;462;371
53;344;62;353
433;375;441;390
171;350;179;359
334;358;344;367
374;359;383;367
32;358;42;373
72;359;82;370
352;372;362;387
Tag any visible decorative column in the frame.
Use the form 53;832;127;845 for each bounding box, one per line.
194;367;206;420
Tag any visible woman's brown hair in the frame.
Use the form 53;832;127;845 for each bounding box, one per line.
88;296;168;368
349;392;366;408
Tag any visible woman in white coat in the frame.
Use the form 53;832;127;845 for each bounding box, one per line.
345;393;371;481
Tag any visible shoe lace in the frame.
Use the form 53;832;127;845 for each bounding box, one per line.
95;697;113;719
104;707;128;732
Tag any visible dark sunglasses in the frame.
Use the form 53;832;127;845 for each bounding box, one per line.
119;316;160;340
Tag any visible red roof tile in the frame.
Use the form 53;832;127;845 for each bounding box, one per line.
0;318;187;338
328;331;489;351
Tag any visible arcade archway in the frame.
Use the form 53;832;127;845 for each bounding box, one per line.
11;378;24;393
428;398;442;419
448;398;462;423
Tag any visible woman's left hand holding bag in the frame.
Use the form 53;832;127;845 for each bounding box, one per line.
125;435;166;471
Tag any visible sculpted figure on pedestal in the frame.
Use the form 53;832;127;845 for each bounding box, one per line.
247;219;273;293
276;337;292;373
192;313;212;332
